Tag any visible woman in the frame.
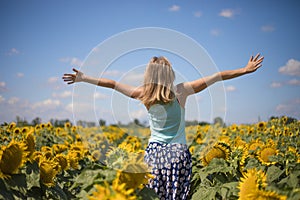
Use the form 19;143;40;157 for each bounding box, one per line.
63;54;264;199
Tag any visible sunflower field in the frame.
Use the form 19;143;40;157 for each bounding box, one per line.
0;116;299;200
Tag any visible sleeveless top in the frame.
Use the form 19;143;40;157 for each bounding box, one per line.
147;98;186;144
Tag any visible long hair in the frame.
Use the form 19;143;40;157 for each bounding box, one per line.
140;56;176;109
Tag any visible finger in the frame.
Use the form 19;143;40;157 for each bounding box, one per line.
255;57;264;65
257;64;262;68
73;68;79;73
253;53;260;61
64;79;74;82
67;81;75;84
249;55;253;62
257;56;264;62
63;73;76;77
62;76;74;80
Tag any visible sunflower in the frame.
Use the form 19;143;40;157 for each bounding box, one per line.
112;181;136;200
189;145;195;155
89;183;111;200
91;150;102;161
88;182;136;200
247;127;255;135
21;127;30;134
257;145;278;166
55;127;62;136
249;190;287;200
35;124;42;133
41;146;53;159
257;121;267;132
234;136;247;149
238;168;260;199
218;135;230;144
238;168;267;199
230;124;238;132
46;122;52;129
0;140;27;176
67;150;80;170
105;146;129;169
64;122;71;129
52;143;68;154
281;116;288;124
119;136;142;152
13;127;21;134
248;139;264;152
69;142;87;159
54;154;69;171
7;122;17;130
32;151;43;164
239;148;249;168
201;142;230;166
23;131;36;158
115;156;152;190
39;158;59;187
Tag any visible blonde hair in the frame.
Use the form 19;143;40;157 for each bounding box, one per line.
140;56;175;108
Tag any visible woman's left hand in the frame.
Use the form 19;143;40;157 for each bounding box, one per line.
244;53;264;73
62;68;85;84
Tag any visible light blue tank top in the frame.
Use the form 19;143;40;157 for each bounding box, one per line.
148;98;186;144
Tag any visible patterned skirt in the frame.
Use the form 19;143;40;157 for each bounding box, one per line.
144;142;192;200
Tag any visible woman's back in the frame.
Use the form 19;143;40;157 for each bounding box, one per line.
148;98;186;144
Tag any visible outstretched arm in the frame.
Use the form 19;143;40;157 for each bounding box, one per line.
179;53;264;96
62;68;142;99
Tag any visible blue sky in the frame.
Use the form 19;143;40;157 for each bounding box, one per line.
1;0;300;125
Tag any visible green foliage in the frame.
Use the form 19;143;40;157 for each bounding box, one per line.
0;117;299;199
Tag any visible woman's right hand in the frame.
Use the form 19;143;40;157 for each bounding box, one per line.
244;53;264;74
62;68;85;84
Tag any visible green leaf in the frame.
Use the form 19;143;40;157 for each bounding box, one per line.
138;187;159;200
288;173;299;188
191;187;216;200
27;186;43;200
45;184;68;200
0;179;14;200
203;158;232;174
6;174;27;189
266;165;284;182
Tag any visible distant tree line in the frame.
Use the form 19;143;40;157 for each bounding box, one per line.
1;115;297;127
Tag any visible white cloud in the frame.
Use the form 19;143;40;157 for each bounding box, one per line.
210;29;221;36
48;76;59;83
122;72;144;85
261;25;275;32
17;73;24;78
102;70;122;77
32;99;61;109
270;81;282;88
0;81;6;91
169;5;180;12
130;109;147;119
225;85;236;92
194;11;202;17
0;95;5;104
52;91;73;98
219;9;235;18
276;98;300;117
94;92;108;99
270;79;300;88
59;57;83;67
287;79;300;86
279;59;300;76
6;48;20;56
8;97;19;105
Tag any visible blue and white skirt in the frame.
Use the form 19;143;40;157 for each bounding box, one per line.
144;142;192;200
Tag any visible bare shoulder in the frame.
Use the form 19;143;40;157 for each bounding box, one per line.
175;83;190;107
